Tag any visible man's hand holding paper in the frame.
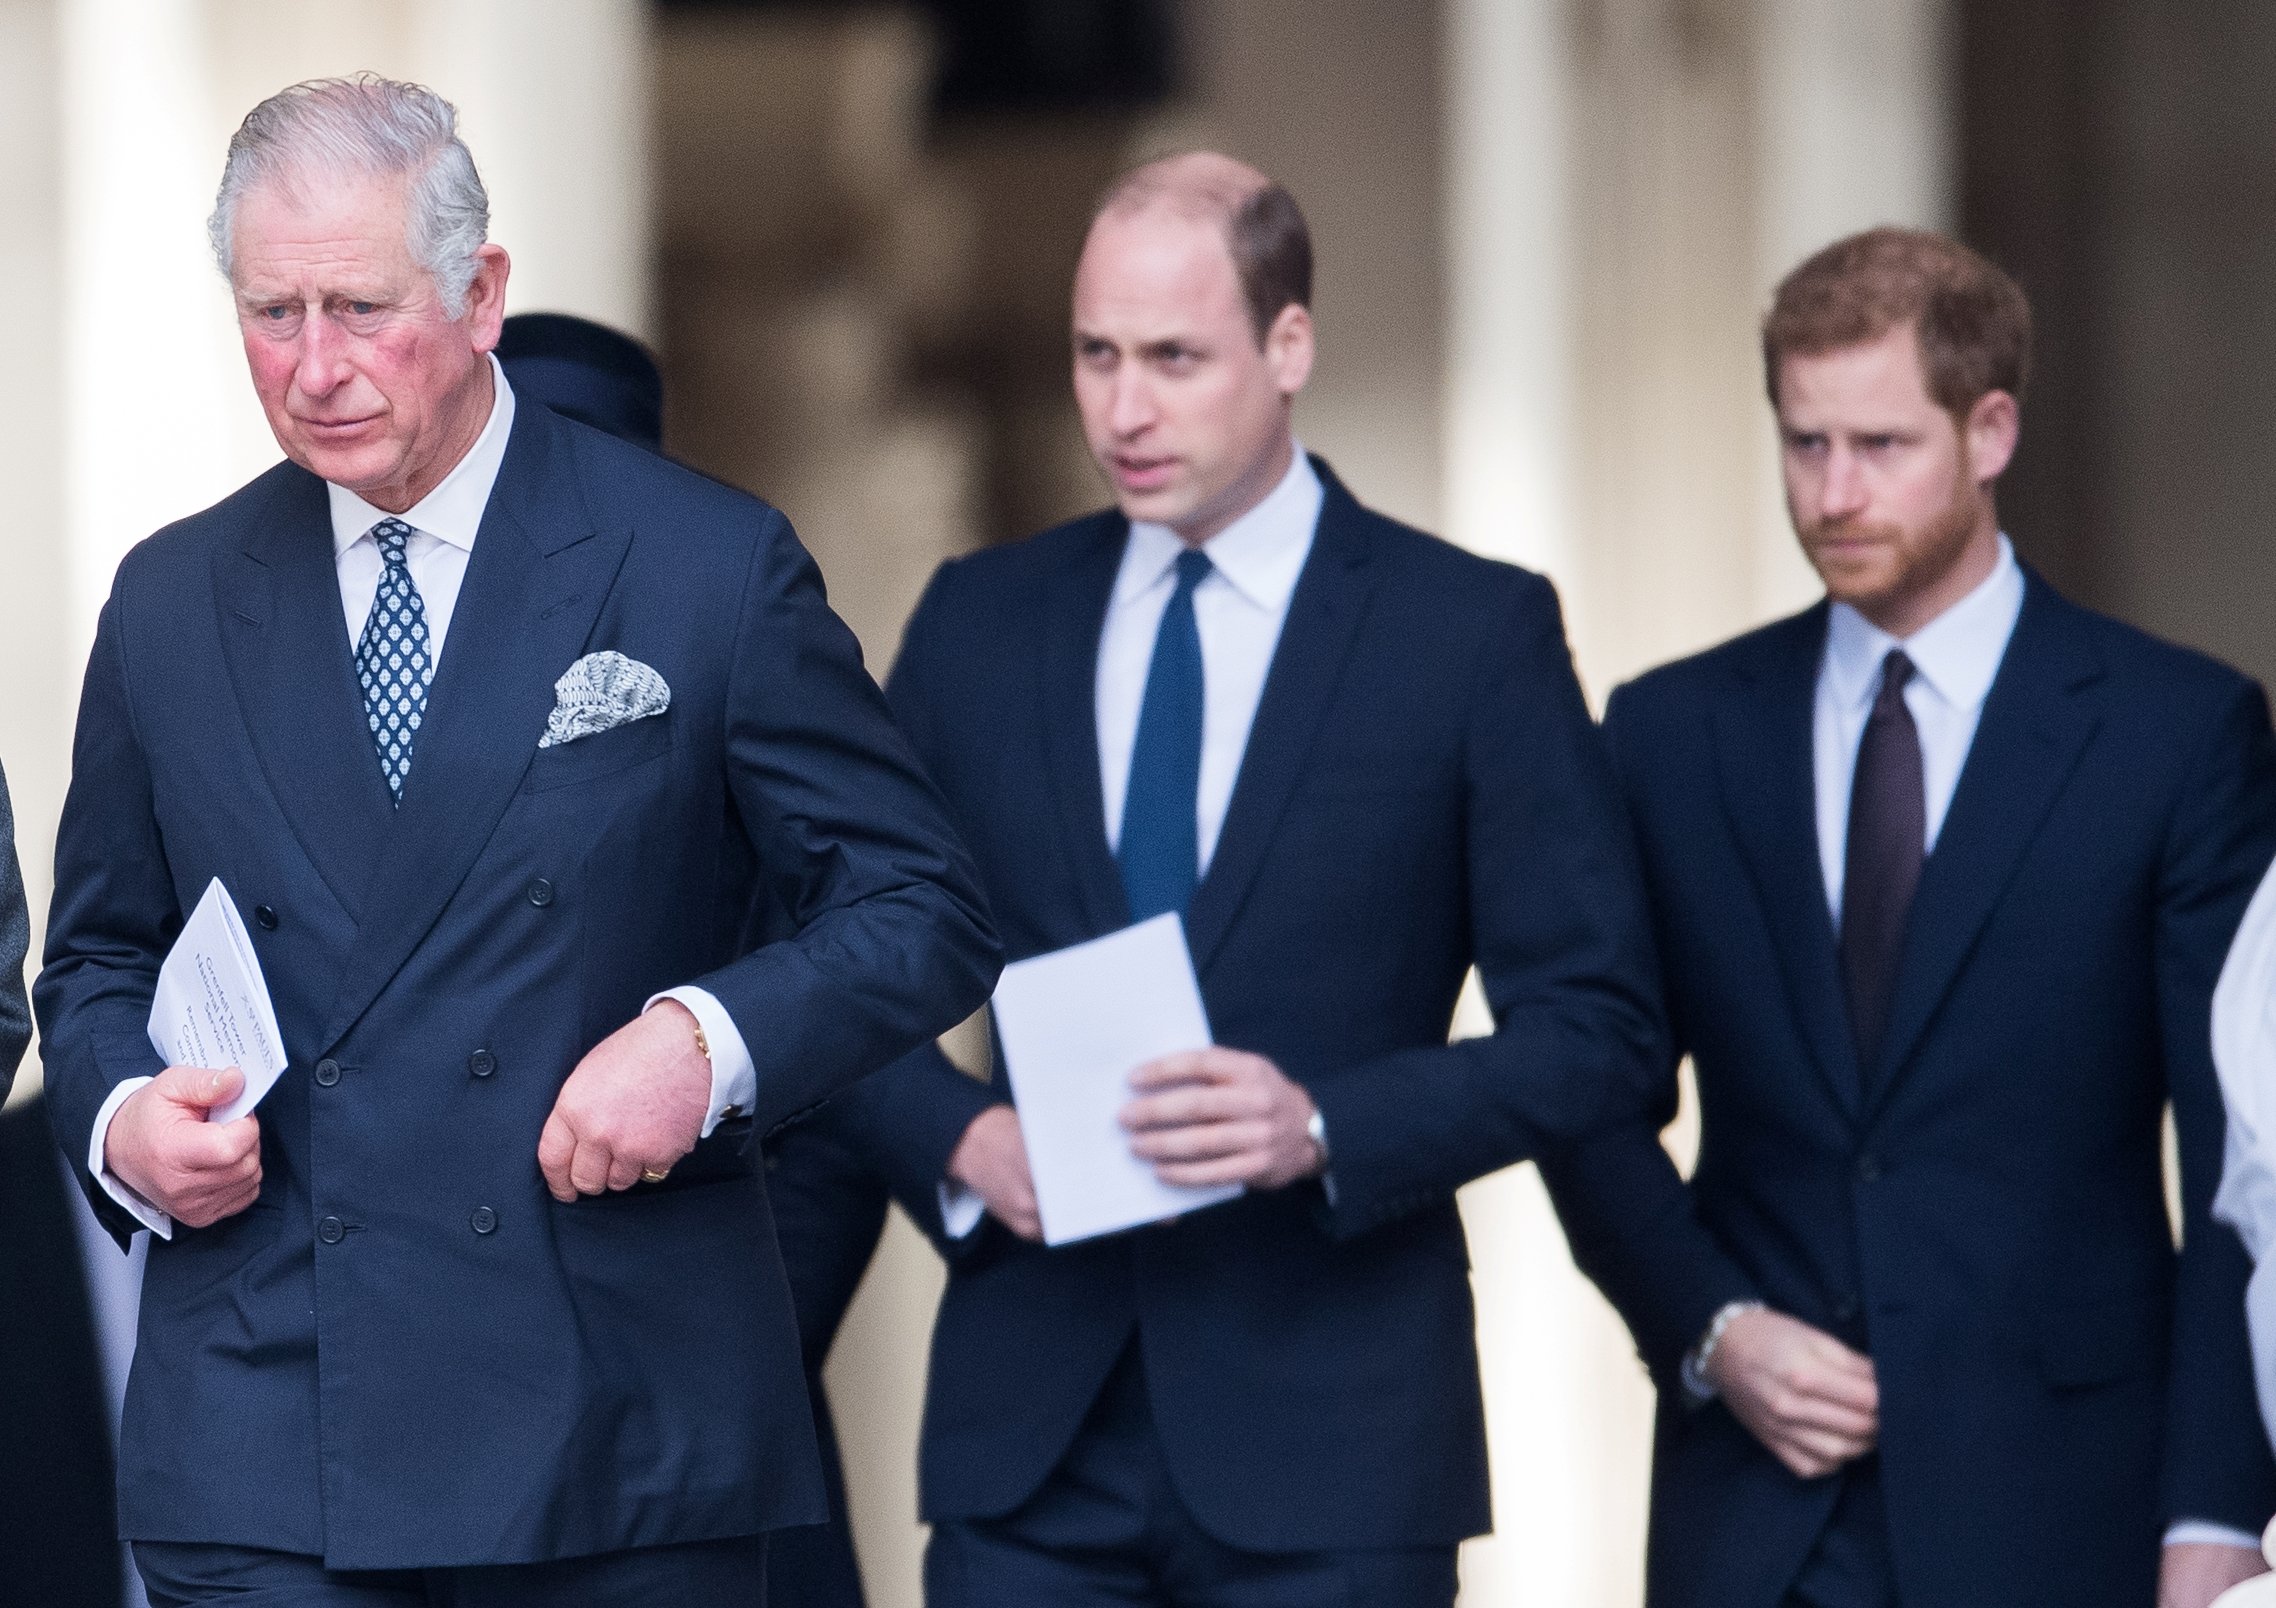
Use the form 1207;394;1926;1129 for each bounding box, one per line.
1121;1047;1323;1192
104;1065;263;1229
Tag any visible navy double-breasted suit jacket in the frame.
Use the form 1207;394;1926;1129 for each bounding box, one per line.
835;462;1665;1552
1541;573;2276;1607
34;400;1000;1570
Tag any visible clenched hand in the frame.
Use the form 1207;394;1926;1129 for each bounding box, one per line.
1706;1307;1879;1479
947;1104;1042;1241
538;1000;712;1201
1120;1048;1324;1191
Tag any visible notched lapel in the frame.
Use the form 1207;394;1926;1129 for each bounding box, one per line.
1041;523;1134;941
1866;582;2103;1111
320;410;632;1048
216;468;396;915
1710;606;1866;1116
1183;473;1376;976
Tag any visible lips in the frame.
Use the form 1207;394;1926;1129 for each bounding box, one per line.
1113;455;1178;493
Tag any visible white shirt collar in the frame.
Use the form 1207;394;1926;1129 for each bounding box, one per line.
1114;445;1324;611
1823;533;2024;714
328;353;516;557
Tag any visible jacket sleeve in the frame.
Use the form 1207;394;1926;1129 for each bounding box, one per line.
808;555;1013;1260
1303;573;1668;1239
2156;676;2276;1533
33;589;177;1243
1529;678;1764;1383
0;758;30;1102
679;510;1002;1135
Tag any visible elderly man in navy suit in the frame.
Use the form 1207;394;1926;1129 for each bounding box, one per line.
1541;228;2276;1608
830;152;1663;1605
35;76;998;1605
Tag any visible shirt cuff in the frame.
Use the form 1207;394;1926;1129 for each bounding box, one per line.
647;987;756;1139
2164;1519;2264;1551
939;1180;986;1239
90;1076;173;1240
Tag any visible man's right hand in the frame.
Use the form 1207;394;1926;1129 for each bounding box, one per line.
946;1105;1041;1242
1705;1307;1879;1479
103;1066;263;1228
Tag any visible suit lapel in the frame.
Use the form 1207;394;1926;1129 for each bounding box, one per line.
1711;605;1866;1116
1183;464;1376;976
1864;575;2102;1115
216;467;397;914
1040;518;1134;940
319;405;631;1049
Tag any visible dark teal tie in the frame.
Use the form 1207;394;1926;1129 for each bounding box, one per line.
1118;549;1212;921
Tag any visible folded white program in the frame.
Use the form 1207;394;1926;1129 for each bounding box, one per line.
147;877;290;1126
991;912;1241;1246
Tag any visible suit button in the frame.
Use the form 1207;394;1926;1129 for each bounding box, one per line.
526;878;555;907
254;905;278;930
468;1049;497;1079
313;1058;341;1087
471;1206;498;1235
317;1215;345;1244
1856;1155;1882;1183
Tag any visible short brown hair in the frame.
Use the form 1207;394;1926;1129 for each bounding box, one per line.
1763;226;2032;417
1094;154;1313;344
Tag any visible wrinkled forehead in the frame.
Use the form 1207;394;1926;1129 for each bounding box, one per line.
226;163;418;286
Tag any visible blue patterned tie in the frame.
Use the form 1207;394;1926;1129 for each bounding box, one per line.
1118;549;1212;921
356;518;434;806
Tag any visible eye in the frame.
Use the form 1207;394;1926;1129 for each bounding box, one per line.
261;305;292;321
347;301;377;317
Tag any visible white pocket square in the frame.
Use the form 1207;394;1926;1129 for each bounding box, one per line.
538;651;670;749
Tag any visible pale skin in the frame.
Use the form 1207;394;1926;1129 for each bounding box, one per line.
1744;322;2263;1603
945;157;1326;1238
102;167;712;1224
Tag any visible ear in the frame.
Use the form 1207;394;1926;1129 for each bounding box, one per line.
1964;388;2020;485
1264;301;1315;400
464;243;512;355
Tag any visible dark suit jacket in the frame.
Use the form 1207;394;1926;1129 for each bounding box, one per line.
837;460;1663;1552
0;1096;122;1608
1541;572;2276;1608
761;1105;887;1607
32;401;1000;1570
0;759;29;1104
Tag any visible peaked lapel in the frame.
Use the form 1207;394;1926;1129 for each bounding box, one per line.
1710;604;1866;1116
1040;516;1135;941
1183;461;1376;975
1864;574;2103;1116
216;466;398;915
319;404;632;1049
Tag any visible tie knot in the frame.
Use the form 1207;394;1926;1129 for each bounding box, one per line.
1172;548;1213;595
371;518;414;565
1877;649;1915;707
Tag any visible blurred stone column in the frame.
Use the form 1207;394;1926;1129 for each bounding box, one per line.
0;0;70;1103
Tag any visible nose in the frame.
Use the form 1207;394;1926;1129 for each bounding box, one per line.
1818;443;1870;522
294;310;354;401
1107;367;1156;439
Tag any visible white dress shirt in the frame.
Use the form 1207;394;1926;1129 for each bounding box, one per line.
1097;447;1323;868
92;357;756;1236
939;447;1326;1239
1813;535;2024;922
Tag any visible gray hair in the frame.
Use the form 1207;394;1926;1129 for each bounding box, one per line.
209;75;490;319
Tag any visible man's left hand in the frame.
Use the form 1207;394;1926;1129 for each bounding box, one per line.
538;1000;713;1202
1121;1048;1323;1191
2161;1542;2270;1608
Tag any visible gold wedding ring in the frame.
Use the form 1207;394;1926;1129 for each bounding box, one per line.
640;1167;670;1184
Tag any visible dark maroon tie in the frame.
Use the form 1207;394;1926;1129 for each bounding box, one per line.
1841;649;1925;1075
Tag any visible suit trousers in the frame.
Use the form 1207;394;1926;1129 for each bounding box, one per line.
132;1536;767;1608
1784;1459;1897;1608
924;1341;1458;1608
